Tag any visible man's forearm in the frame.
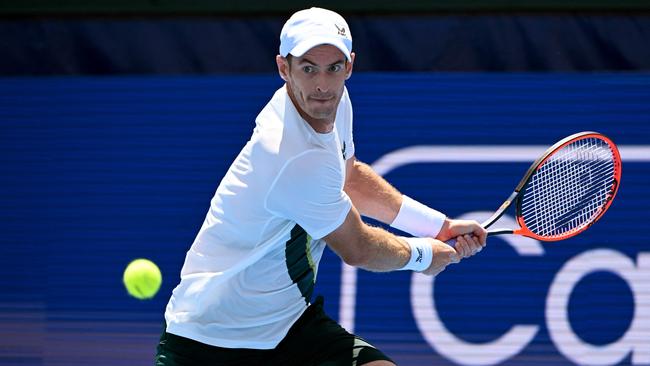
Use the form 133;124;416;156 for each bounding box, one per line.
343;159;402;224
354;225;411;272
344;157;447;240
325;190;461;275
324;205;412;272
337;220;438;274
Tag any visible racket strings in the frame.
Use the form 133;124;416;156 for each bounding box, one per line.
521;137;616;238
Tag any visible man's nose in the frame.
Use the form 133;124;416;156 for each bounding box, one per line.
315;73;329;94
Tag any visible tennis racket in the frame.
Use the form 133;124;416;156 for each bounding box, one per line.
451;131;621;245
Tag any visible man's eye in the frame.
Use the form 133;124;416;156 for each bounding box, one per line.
329;64;342;72
303;66;315;73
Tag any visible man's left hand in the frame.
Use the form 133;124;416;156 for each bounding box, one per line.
436;219;487;258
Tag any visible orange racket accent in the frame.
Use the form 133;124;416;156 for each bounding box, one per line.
514;132;621;241
452;131;622;248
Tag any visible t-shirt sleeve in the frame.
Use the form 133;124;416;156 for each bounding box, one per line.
265;150;352;240
340;87;355;160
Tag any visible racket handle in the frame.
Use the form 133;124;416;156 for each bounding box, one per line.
447;229;511;248
487;229;514;236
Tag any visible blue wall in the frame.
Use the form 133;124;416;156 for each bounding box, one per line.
1;73;649;365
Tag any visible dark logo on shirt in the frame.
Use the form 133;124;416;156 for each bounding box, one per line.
341;141;347;160
415;247;423;263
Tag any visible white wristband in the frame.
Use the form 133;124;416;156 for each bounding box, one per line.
390;195;446;238
399;237;433;272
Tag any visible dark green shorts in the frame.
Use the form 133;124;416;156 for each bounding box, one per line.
155;296;394;366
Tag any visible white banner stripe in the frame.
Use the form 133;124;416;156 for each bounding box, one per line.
371;145;649;176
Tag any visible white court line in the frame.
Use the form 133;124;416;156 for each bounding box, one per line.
338;144;650;333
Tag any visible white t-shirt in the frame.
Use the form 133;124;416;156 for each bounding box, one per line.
164;85;355;349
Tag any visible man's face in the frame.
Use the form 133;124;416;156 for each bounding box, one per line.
277;45;354;124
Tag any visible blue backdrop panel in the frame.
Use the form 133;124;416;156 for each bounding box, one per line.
0;73;649;365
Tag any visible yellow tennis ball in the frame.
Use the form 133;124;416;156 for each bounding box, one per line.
123;258;162;300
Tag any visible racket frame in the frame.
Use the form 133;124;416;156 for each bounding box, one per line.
481;131;622;241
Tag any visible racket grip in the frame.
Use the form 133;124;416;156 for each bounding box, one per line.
447;230;508;248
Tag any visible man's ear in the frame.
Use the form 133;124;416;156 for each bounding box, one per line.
345;52;355;80
276;55;289;82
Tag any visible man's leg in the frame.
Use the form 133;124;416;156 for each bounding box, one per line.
278;296;395;366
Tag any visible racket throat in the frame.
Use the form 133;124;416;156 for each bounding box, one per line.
486;228;515;237
481;190;519;229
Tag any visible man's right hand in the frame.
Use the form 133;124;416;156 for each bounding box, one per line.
421;239;460;276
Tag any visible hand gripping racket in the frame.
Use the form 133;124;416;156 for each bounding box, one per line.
453;131;621;244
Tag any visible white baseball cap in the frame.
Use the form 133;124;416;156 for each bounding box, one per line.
279;7;352;61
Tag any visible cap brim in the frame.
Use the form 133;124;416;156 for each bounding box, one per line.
288;36;351;61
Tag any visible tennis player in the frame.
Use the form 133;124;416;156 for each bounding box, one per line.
155;7;486;366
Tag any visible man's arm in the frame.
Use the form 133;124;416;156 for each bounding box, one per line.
342;155;487;258
343;155;402;224
323;204;461;275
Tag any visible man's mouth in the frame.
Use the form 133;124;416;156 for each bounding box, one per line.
310;95;334;102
